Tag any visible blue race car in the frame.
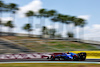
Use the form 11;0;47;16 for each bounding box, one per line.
47;52;86;61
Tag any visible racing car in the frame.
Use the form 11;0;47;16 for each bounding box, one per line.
47;52;86;61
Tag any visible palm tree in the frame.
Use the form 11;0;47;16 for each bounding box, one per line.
23;24;32;37
47;10;57;28
47;10;57;17
38;9;48;27
51;17;59;38
79;20;86;40
63;15;71;37
49;29;56;38
42;26;48;36
0;1;4;36
51;17;58;37
4;3;19;35
68;16;77;38
7;3;19;17
51;14;66;38
0;1;4;22
58;14;65;36
74;18;86;40
4;21;14;34
7;3;19;24
47;10;57;38
56;14;68;38
38;9;51;37
25;11;35;35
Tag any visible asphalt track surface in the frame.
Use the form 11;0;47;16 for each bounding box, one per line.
0;59;100;62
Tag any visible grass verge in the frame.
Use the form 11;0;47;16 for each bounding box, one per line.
0;63;100;67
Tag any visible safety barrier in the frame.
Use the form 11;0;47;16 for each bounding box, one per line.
70;51;100;59
0;51;99;60
0;53;51;60
0;53;62;60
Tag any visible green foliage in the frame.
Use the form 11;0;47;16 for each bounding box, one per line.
41;26;56;38
42;26;48;35
39;9;49;17
0;1;4;7
4;21;14;28
39;9;47;15
25;11;35;17
5;3;19;13
74;18;86;27
8;3;18;10
23;24;32;32
51;13;86;27
23;24;32;37
0;1;87;38
47;10;57;17
67;32;74;38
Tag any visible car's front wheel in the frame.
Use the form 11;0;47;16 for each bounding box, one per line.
73;56;78;61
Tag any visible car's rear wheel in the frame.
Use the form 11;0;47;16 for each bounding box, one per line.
78;52;86;61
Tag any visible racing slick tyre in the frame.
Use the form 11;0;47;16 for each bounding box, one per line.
78;52;86;61
73;56;78;61
58;57;65;60
51;56;55;60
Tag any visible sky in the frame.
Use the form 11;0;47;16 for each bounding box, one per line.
1;0;100;41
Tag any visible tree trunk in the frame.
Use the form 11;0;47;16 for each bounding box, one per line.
0;8;2;36
30;17;33;37
50;21;53;38
40;17;42;28
79;27;84;41
43;17;45;26
60;22;63;38
41;17;46;38
62;23;65;38
43;17;46;37
66;24;69;38
40;17;43;38
53;22;56;38
77;26;80;42
8;27;11;36
28;30;30;37
82;27;84;40
10;12;15;35
56;22;60;38
43;18;46;35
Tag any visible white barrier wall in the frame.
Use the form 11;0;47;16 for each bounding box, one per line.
0;53;53;60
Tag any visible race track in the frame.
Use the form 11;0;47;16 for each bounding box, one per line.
0;59;100;62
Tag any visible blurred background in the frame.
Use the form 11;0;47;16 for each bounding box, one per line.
0;0;100;54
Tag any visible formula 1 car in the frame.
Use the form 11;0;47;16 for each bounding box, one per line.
47;52;86;61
